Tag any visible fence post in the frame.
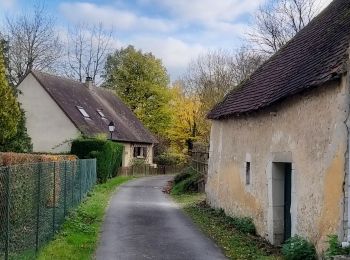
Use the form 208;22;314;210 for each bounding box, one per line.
79;160;82;201
71;161;74;207
35;164;42;253
5;166;10;260
52;162;56;237
63;161;67;217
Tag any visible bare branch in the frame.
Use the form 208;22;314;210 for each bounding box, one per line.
248;0;319;54
4;1;62;86
64;23;114;84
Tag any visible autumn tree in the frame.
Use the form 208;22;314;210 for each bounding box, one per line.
182;48;264;140
4;2;62;86
249;0;319;54
0;48;20;146
167;82;204;153
103;45;171;137
64;23;113;83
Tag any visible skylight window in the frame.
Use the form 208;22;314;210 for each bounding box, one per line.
77;106;90;118
97;109;105;118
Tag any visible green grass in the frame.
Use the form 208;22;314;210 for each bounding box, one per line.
172;193;282;260
38;176;133;260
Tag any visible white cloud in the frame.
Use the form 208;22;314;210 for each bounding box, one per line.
316;0;332;11
130;36;206;80
59;2;176;32
0;0;16;9
140;0;265;24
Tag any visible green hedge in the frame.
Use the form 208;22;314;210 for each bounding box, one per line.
71;138;123;182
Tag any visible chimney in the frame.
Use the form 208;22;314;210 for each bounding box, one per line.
85;76;94;90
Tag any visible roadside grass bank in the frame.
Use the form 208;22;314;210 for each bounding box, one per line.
38;176;133;260
171;193;282;260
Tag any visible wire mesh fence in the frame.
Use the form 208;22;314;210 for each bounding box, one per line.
0;159;96;260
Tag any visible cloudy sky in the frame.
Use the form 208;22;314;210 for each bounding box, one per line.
0;0;332;81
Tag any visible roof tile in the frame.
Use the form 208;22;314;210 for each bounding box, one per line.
31;70;157;144
208;0;350;119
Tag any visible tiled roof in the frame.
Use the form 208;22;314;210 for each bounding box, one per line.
31;70;157;144
208;0;350;120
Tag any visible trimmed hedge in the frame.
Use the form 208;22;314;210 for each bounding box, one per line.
0;152;77;166
71;138;123;182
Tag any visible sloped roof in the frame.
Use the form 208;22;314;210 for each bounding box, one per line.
208;0;350;120
31;70;157;144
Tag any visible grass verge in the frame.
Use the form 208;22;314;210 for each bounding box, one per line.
38;176;133;260
172;193;282;260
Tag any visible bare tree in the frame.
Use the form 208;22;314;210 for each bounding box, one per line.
180;48;264;140
249;0;318;54
230;47;266;85
64;23;113;84
183;48;264;113
4;2;62;86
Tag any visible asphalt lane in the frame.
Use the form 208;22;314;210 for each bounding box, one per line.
95;175;227;260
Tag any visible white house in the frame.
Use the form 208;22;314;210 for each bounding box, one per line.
18;70;157;167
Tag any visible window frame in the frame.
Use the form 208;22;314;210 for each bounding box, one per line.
76;106;90;118
245;161;251;185
97;109;106;118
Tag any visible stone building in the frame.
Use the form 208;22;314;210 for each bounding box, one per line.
18;71;157;167
207;0;350;252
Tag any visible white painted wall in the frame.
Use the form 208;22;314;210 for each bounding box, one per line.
122;143;154;167
17;73;81;153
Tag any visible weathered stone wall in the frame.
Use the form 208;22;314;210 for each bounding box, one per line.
206;76;349;252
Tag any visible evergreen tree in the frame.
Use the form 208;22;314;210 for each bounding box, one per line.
0;48;20;145
0;109;32;152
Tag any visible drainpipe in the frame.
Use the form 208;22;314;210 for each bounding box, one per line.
342;132;350;247
343;134;350;247
342;49;350;248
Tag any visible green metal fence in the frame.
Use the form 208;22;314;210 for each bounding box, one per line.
0;159;97;260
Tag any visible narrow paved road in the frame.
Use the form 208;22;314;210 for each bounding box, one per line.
96;175;226;260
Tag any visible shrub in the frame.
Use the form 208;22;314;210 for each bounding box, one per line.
282;236;317;260
229;216;256;234
171;167;201;195
173;170;192;184
71;138;123;183
210;208;256;235
155;152;188;166
132;158;147;166
325;235;350;258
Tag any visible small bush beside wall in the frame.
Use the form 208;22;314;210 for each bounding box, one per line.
282;236;317;260
71;138;123;182
325;235;350;258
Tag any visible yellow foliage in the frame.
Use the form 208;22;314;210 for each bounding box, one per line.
167;83;209;153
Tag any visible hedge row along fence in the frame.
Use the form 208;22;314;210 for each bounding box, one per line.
0;158;97;260
71;138;123;183
0;152;77;166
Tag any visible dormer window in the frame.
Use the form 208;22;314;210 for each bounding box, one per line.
77;106;90;118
